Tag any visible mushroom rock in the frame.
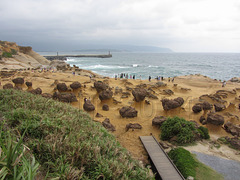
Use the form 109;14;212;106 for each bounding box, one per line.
3;83;13;89
119;106;138;118
70;81;81;90
132;88;147;102
207;113;224;125
102;118;116;131
57;83;68;92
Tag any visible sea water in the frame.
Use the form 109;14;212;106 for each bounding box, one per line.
41;52;240;80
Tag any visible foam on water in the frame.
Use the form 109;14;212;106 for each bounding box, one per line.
61;52;240;80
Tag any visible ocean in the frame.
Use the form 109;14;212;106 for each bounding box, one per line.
40;52;240;80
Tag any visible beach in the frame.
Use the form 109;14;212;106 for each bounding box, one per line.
1;68;240;163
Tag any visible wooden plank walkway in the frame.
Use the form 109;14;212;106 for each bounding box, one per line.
140;136;185;180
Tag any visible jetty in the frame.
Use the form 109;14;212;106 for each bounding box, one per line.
140;136;185;180
44;53;112;61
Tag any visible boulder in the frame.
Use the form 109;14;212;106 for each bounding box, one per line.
132;88;147;102
94;81;108;92
154;82;167;87
12;77;24;85
224;121;240;136
53;92;78;103
152;116;167;127
96;113;103;117
207;113;224;125
147;92;158;99
192;103;203;113
3;83;13;89
163;89;174;95
70;81;81;90
230;77;240;83
225;136;240;150
57;83;68;92
25;81;32;87
199;116;207;125
30;88;42;95
119;106;138;118
126;123;142;131
99;89;113;101
202;101;212;110
214;103;226;112
83;98;95;111
161;97;184;110
102;118;116;131
102;104;109;111
41;93;53;99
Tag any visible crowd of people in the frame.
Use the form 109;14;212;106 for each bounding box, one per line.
114;73;175;82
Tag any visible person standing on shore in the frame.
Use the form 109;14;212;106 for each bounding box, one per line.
149;76;151;82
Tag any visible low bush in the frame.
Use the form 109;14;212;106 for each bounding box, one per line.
160;116;210;144
198;126;210;139
2;51;12;58
160;116;196;144
168;147;197;178
11;48;18;55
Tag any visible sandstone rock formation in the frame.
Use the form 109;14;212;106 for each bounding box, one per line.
83;98;95;111
132;88;147;102
99;89;113;101
70;81;81;90
94;81;108;92
12;77;24;85
57;83;68;92
126;123;142;131
3;83;13;89
207;113;224;125
30;88;42;95
119;106;138;118
102;118;116;131
214;103;226;112
53;92;77;103
161;97;184;110
152;116;167;127
102;104;109;111
224;122;240;136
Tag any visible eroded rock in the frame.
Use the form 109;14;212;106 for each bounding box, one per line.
119;106;138;118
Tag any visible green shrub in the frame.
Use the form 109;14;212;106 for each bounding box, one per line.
2;51;12;58
198;126;210;139
11;48;17;55
160;116;196;144
168;147;197;178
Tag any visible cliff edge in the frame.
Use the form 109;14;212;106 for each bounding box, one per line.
0;41;50;69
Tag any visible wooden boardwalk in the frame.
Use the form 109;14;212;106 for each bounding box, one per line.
140;136;185;180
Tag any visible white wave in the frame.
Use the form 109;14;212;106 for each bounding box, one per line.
148;65;159;68
132;64;139;67
81;64;127;69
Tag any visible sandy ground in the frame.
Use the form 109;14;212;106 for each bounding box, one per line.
1;70;240;163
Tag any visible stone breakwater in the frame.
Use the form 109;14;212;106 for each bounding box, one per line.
44;54;112;61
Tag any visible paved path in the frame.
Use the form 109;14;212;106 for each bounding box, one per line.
140;136;185;180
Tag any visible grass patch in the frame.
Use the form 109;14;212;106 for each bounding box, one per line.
0;89;154;179
194;154;224;180
2;51;13;58
168;148;223;180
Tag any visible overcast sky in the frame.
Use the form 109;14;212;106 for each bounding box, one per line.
0;0;240;52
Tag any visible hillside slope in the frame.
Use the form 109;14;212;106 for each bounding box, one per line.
0;41;50;69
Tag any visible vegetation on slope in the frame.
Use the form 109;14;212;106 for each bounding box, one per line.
160;116;210;144
168;148;223;180
0;89;153;179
